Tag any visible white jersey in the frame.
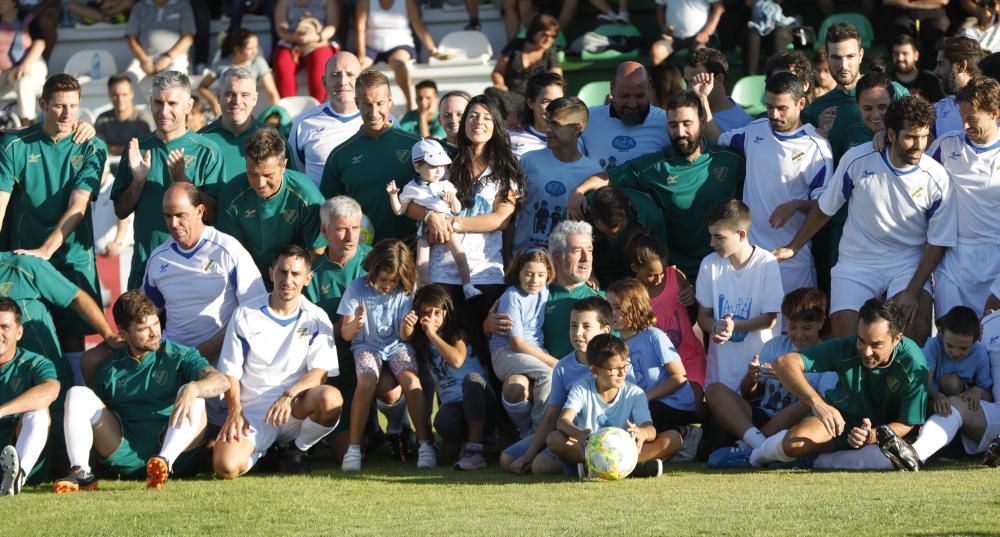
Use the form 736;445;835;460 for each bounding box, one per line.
581;105;670;170
512;149;602;253
933;96;962;138
695;246;784;391
927;131;1000;244
509;126;548;159
981;310;1000;403
719;119;832;265
288;103;362;186
218;293;338;405
816;142;957;265
142;226;267;347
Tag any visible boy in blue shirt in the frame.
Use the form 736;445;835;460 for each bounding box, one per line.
923;306;993;416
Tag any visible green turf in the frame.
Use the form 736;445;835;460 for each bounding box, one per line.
6;457;999;536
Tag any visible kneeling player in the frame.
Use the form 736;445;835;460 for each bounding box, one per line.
0;299;59;495
55;291;230;492
213;245;343;479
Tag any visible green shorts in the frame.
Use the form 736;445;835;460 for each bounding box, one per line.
49;255;102;339
327;336;357;435
102;419;204;479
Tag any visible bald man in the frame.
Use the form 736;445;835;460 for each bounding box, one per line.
288;52;365;185
580;61;670;170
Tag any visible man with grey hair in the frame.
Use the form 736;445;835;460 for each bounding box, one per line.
199;66;270;182
112;70;226;290
217;128;326;288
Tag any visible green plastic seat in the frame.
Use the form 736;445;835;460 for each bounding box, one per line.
580;23;641;61
815;13;875;50
577;80;612;107
731;75;767;116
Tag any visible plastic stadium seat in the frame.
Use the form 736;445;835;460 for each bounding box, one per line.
577;81;611;107
581;23;640;61
431;30;493;66
815;13;875;50
276;96;320;120
62;49;118;80
732;75;767;116
77;107;97;125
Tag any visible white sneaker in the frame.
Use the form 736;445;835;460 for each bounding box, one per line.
0;445;21;495
417;442;437;469
616;9;630;22
341;446;363;472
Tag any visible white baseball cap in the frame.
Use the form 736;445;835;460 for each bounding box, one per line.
411;138;452;166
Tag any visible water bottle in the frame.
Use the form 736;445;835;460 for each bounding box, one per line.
90;53;101;79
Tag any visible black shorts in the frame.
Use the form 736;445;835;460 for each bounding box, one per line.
649;400;696;434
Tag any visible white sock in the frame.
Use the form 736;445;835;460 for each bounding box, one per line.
742;427;767;449
63;386;105;472
503;398;532;435
158;397;206;471
912;411;963;463
377;397;407;435
294;417;337;451
750;430;793;467
64;352;84;386
814;446;894;470
15;409;50;475
347;444;362;453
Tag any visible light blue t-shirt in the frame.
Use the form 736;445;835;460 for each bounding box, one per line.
549;351;594;409
336;277;413;358
757;336;839;418
564;378;652;432
427;344;488;405
627;327;696;412
713;99;753;134
488;285;549;352
923;334;993;392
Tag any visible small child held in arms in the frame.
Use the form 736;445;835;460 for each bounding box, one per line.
548;334;674;478
923;306;994;417
386;138;480;298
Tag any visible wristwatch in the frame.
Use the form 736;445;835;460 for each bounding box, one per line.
451;218;463;232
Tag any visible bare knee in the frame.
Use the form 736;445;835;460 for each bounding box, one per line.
939;374;966;397
503;376;529;403
213;453;247;480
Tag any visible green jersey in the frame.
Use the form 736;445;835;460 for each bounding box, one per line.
111;130;225;290
608;144;744;282
0;348;57;428
320;126;421;242
589;187;667;288
800;336;928;426
397;110;447;139
802;81;908;163
198;118;294;181
217;168;326;287
543;283;605;357
93;339;210;426
305;243;372;320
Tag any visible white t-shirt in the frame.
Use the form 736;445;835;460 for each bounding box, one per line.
961;24;1000;54
695;246;784;391
655;0;720;39
288;103;362;185
933;95;962;138
399;177;458;216
512;149;602;253
816;143;957;265
581;105;670;170
142;226;267;347
927;131;1000;244
429;167;513;285
719;119;833;266
218;293;338;404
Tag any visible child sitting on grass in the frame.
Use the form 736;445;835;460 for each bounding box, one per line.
923;306;994;417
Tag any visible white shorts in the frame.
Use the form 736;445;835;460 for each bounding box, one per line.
961;400;1000;454
242;396;305;469
829;257;929;314
934;242;1000;317
778;261;817;295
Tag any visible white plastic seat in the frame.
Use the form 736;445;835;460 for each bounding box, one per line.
62;49;118;80
429;30;493;66
275;95;321;120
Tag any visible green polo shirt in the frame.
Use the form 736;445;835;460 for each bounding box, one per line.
800;336;928;426
589;187;668;288
111;130;225;290
607;144;744;282
305;243;372;321
802;81;908;163
397;110;447;140
217;168;326;288
93;339;210;426
0;348;57;428
542;282;605;357
198;118;294;181
319;125;421;243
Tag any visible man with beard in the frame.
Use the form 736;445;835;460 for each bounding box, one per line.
569;91;744;285
684;48;751;134
891;34;943;103
933;37;988;137
580;61;670;170
696;71;833;295
774;96;955;346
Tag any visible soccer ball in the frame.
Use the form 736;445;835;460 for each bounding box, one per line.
585;427;639;480
360;214;375;246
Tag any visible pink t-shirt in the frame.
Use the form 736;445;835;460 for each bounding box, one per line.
0;15;34;71
650;267;706;386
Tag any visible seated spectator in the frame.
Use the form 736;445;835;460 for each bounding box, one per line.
891;33;944;103
94;74;154;156
650;63;684;110
486;14;563;121
961;0;1000;53
398;80;446;139
650;0;724;65
67;0;130;24
14;0;56;61
0;0;47;125
684;48;751;133
742;0;796;76
273;0;339;102
356;0;444;111
509;71;565;158
125;0;195;81
885;0;951;70
259;105;293;140
197;28;281;117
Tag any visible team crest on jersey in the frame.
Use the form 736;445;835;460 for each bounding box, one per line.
28;154;40;163
244;209;257;218
886;376;900;392
183;155;196;168
282;210;298;224
910;187;924;199
203;259;216;272
115;376;128;389
321;283;332;295
9;377;22;393
297;326;310;339
396;150;410;163
666;175;679;185
713;167;728;181
0;282;12;295
352;155;364;165
70;155;84;169
152;369;169;385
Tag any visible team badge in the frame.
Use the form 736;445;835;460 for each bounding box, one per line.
70;155;84;169
244;209;257;218
152;370;169;386
28;154;40;163
282;210;298;224
0;282;12;295
713;167;728;181
116;376;128;389
396;150;410;163
666;175;678;185
351;154;364;165
183;155;197;168
321;283;331;295
203;259;216;272
9;377;22;393
886;376;900;392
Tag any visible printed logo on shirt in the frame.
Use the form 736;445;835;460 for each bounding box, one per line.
753;136;764;144
152;369;169;386
184;155;196;168
297;326;310;339
792;152;805;161
28;154;40;164
70;155;84;169
352;155;364;165
611;136;637;151
886;376;900;392
713;167;728;182
667;175;679;185
544;181;567;196
321;283;331;296
244;209;257;218
115;376;128;390
8;376;22;393
910;187;924;199
203;259;216;272
950;151;962;160
160;263;169;273
861;170;875;179
717;294;752;343
396;150;410;163
0;282;12;295
282;210;298;224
